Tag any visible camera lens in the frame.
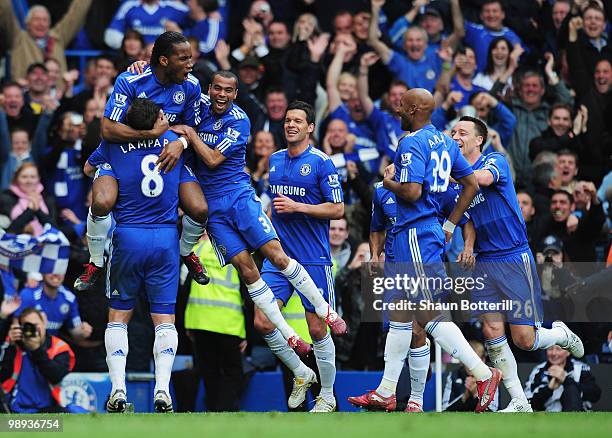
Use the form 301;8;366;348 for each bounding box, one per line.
21;322;37;338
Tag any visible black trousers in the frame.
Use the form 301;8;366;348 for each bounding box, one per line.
191;329;244;412
560;382;584;412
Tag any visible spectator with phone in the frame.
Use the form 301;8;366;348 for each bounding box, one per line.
0;307;75;413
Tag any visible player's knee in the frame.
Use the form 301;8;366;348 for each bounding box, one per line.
482;320;505;339
513;332;536;351
189;202;208;224
267;250;289;270
238;264;260;285
253;310;275;334
92;191;114;216
308;324;327;342
411;325;427;348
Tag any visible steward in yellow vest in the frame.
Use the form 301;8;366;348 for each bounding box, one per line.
185;236;245;412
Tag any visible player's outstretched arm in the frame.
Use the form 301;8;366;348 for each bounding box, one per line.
272;194;344;220
101;111;169;143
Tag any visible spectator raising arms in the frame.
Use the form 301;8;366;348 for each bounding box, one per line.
0;0;92;84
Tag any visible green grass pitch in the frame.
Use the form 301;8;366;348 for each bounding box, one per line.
13;412;612;438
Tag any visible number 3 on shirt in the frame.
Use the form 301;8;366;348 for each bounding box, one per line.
431;150;451;193
141;154;164;197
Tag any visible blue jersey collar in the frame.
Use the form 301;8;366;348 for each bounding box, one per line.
287;144;312;159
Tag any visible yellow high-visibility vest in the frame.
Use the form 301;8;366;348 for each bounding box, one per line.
281;262;338;344
185;239;245;339
282;292;312;344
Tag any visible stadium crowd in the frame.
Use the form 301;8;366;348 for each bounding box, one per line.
0;0;611;413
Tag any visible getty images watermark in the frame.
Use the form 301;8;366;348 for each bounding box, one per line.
371;273;513;313
359;262;612;323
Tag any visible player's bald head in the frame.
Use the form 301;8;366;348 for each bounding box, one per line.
398;88;434;131
401;88;435;115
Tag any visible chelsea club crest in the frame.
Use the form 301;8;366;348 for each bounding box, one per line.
213;119;223;130
300;164;311;176
173;90;185;104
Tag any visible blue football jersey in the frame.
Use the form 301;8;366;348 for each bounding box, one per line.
16;286;81;335
104;68;201;127
95;131;195;226
268;146;343;265
193;96;251;197
371;181;396;260
466;152;529;255
328;105;377;151
107;1;190;44
432;182;469;226
393;124;473;231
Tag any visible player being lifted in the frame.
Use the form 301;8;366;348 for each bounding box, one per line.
451;116;584;412
76;31;209;291
90;98;196;413
171;72;347;356
350;89;501;413
251;101;344;412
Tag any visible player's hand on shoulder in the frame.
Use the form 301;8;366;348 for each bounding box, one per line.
156;140;183;174
128;60;148;75
170;124;196;139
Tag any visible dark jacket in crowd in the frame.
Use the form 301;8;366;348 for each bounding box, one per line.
525;358;601;411
529;127;583;161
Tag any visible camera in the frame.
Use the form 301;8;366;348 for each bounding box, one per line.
21;322;37;338
544;253;554;263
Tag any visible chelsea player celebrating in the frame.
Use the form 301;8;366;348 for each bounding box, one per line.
351;89;500;413
173;73;347;357
93;98;197;414
253;101;344;413
451;116;584;413
76;31;209;291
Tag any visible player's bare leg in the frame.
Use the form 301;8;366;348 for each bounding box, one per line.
259;239;347;336
105;308;132;413
75;175;117;291
254;306;317;408
178;181;209;285
406;323;429;412
305;311;337;412
151;312;177;413
231;250;311;356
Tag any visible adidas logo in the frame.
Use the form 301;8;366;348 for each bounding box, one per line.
270;166;276;172
138;91;147;98
160;347;174;355
112;289;120;296
111;349;125;357
385;197;395;204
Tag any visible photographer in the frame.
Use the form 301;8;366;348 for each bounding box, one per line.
0;307;75;413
